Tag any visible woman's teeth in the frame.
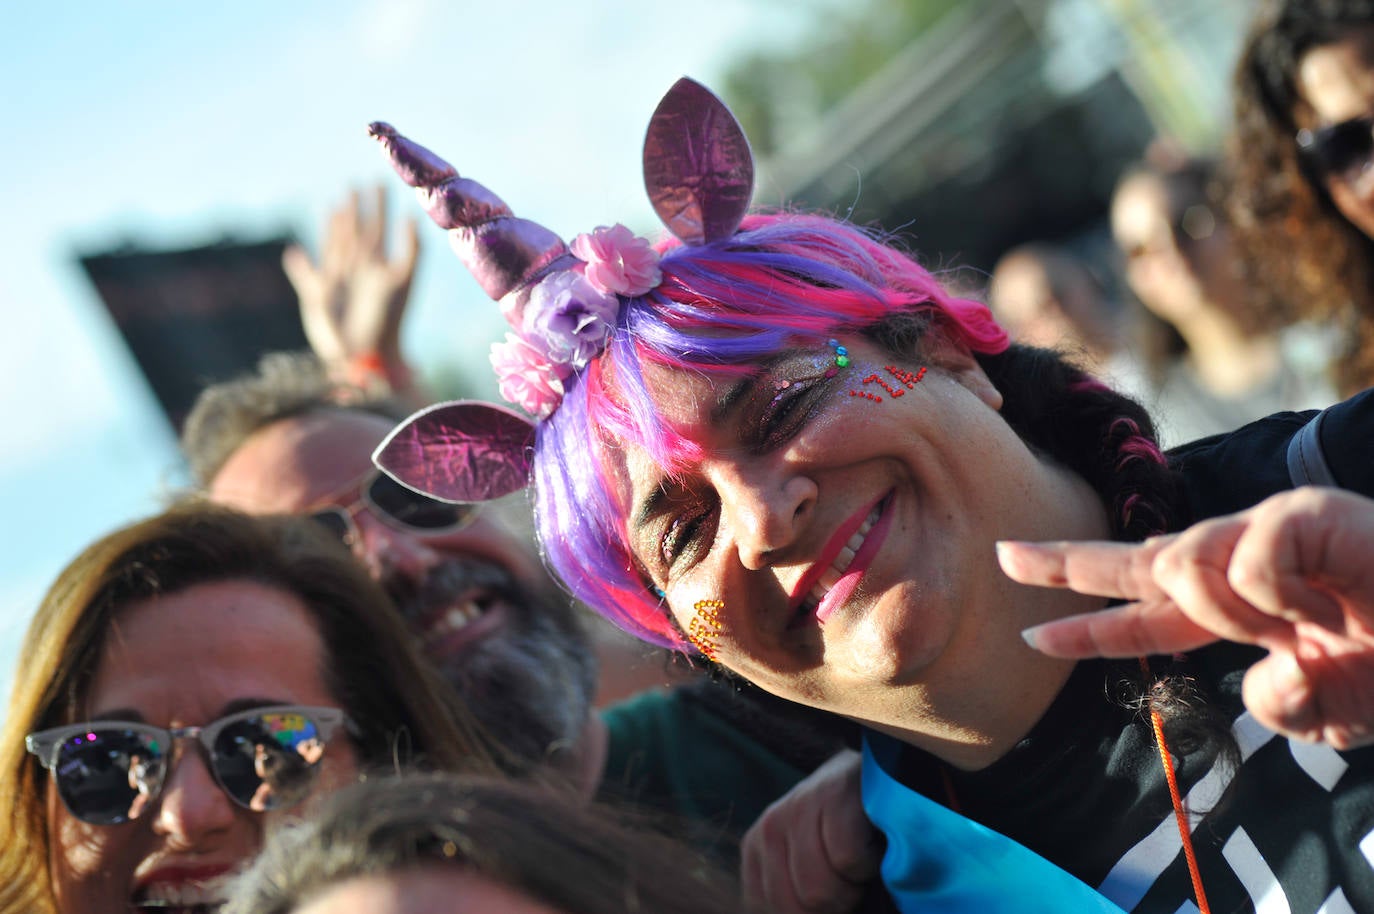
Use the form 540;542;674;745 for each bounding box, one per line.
132;879;227;908
803;505;881;612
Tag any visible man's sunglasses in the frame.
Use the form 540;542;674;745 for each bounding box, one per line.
26;705;349;825
1297;114;1374;183
307;469;479;547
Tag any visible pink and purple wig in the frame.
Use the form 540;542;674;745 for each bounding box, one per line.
532;213;1009;647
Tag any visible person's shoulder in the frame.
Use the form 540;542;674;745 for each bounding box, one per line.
598;681;755;754
1166;409;1315;524
1163;385;1374;516
601;678;854;773
1313;386;1374;494
600;687;692;744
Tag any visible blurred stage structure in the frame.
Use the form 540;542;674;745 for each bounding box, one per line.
79;237;308;435
740;0;1252;274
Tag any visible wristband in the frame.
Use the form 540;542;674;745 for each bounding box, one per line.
347;351;388;385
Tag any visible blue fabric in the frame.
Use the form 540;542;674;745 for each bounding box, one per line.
862;731;1125;913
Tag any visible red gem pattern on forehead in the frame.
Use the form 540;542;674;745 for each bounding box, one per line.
862;373;905;398
848;365;926;403
886;365;927;388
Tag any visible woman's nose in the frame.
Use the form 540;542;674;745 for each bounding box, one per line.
712;461;817;570
151;749;236;847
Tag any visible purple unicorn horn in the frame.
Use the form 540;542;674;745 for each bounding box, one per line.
368;122;575;329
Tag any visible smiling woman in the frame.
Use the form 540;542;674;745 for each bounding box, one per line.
0;503;495;914
1231;0;1374;394
369;79;1374;913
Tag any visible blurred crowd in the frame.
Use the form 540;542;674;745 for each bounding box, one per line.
5;2;1374;914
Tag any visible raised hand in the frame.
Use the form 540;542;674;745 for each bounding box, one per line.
283;184;421;393
1000;487;1374;749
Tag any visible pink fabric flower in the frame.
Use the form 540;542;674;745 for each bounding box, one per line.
489;333;565;419
523;271;620;370
571;223;662;297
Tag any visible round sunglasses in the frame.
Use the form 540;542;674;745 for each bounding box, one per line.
26;705;350;825
1297;114;1374;184
306;468;479;547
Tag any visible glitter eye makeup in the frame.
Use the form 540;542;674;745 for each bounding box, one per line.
751;351;846;451
660;502;713;567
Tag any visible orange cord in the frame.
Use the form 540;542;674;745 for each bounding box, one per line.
941;659;1211;910
1140;660;1211;914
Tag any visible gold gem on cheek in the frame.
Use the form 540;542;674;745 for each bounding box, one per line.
687;599;725;660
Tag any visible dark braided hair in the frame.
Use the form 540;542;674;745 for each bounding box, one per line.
979;343;1236;762
981;344;1179;542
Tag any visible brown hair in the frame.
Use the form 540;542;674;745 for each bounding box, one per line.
1229;0;1374;394
226;772;754;914
1112;155;1285;383
0;502;497;914
180;350;409;487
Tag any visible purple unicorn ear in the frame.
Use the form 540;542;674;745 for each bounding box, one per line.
373;401;536;503
643;77;755;246
368;122;576;329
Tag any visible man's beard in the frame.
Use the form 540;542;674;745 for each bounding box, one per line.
387;556;598;769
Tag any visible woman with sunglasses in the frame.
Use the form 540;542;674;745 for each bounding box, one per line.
0;502;496;914
1109;151;1335;446
1232;0;1374;396
365;79;1374;912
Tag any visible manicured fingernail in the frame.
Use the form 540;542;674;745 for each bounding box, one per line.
997;540;1044;560
1020;625;1043;650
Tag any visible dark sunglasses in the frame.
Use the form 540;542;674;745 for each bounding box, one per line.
1297;114;1374;183
26;705;349;825
306;469;479;547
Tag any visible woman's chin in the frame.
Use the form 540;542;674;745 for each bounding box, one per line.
828;595;945;689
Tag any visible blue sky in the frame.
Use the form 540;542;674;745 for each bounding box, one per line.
0;1;825;698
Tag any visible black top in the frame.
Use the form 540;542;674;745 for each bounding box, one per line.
876;388;1374;912
1170;386;1374;524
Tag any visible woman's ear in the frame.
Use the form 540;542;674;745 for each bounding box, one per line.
923;328;1004;411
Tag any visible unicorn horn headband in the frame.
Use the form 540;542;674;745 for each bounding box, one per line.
369;78;755;504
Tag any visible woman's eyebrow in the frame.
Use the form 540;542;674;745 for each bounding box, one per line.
712;374;757;423
710;353;794;423
634;482;669;531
